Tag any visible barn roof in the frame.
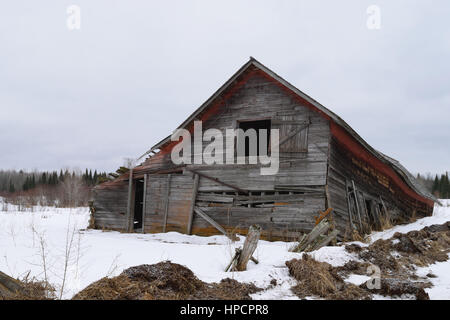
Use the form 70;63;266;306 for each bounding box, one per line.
139;58;434;203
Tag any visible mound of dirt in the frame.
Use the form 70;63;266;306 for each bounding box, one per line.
362;278;430;300
346;221;450;276
201;278;260;300
73;261;260;300
285;255;370;300
286;221;450;300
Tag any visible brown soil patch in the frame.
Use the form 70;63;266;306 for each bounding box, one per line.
73;261;260;300
346;221;450;276
362;278;431;300
285;254;370;300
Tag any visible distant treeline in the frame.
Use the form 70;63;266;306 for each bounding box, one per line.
0;169;108;193
0;169;109;207
416;172;449;199
431;173;450;199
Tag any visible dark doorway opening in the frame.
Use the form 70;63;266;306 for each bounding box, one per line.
238;120;271;157
365;200;374;224
133;179;144;230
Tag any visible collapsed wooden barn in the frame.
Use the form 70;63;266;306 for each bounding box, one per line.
92;58;435;241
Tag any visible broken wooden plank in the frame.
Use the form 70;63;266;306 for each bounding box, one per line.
234;225;261;271
194;207;230;239
315;208;333;225
308;229;339;252
196;193;234;203
345;179;355;231
351;180;363;232
0;271;24;298
379;196;390;222
290;218;330;252
185;168;249;195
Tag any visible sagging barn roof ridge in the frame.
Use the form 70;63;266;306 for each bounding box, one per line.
135;58;433;202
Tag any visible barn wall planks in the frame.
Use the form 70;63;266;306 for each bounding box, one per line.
144;174;195;234
328;137;431;239
93;182;129;230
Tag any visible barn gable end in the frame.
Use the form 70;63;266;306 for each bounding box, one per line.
93;58;435;241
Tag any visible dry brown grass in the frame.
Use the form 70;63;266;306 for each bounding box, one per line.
285;254;370;300
379;213;393;230
0;277;56;300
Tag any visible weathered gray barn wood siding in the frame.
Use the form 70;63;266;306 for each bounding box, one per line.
183;74;330;239
191;186;325;240
92;73;333;239
327;137;430;239
92;183;128;230
188;75;330;188
144;174;195;234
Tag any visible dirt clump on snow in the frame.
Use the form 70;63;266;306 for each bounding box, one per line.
286;221;450;300
347;221;450;276
362;278;430;300
285;254;370;300
73;261;260;300
201;278;260;300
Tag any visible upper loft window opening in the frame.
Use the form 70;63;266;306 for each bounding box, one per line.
238;119;271;157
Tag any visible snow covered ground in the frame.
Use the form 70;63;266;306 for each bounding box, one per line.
0;198;449;299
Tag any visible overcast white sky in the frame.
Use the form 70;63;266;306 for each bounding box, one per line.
0;1;449;174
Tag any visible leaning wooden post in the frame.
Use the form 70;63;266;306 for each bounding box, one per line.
351;180;363;232
379;196;389;222
141;174;148;233
234;225;261;271
162;174;172;233
0;271;24;298
345;180;354;230
126;169;134;232
187;173;200;235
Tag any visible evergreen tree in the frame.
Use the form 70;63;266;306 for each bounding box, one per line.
40;172;47;185
444;172;450;199
432;174;440;196
23;177;29;191
9;181;15;193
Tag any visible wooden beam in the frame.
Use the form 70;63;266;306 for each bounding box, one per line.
126;169;134;232
379;196;389;221
185;168;249;195
187;174;200;235
162;174;172;233
141;174;147;233
345;180;355;230
234;225;261;271
194;206;230;239
351;180;363;232
0;271;24;298
277;124;309;147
